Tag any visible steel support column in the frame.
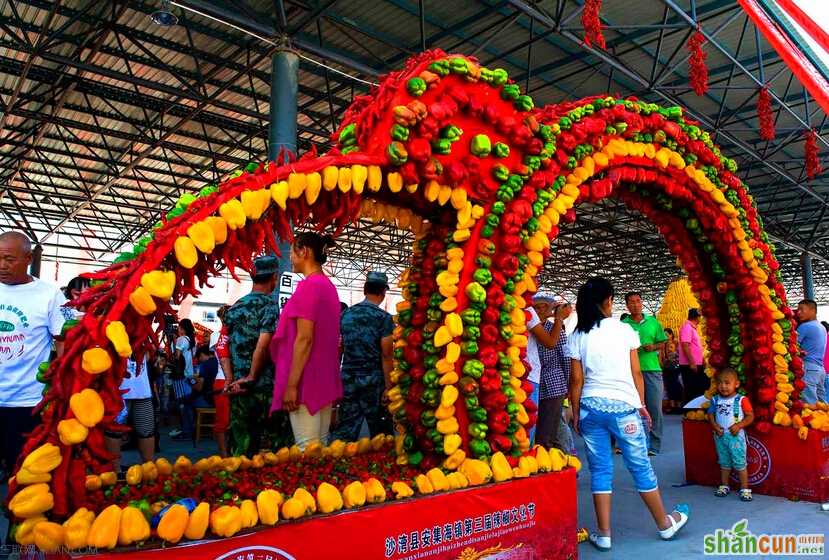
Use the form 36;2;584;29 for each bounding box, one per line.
269;49;299;280
801;252;815;300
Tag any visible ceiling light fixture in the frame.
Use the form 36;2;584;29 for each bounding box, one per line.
151;0;178;26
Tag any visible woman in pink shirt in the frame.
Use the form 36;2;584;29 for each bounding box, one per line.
270;232;342;449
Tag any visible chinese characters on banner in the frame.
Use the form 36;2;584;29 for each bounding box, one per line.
384;502;536;558
277;272;300;311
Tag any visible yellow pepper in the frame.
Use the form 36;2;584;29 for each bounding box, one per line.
367;166;382;191
391;481;414;499
289;445;303;460
441;385;459;407
125;464;143;486
444;434;462;456
447;471;469;490
33;521;63;552
128;286;157;316
16;468;51;485
415;474;434;494
253;491;282;526
280;497;307;520
117;506;150;546
174;236;198;269
293;487;317;513
100;471;117;486
140;270;176;299
445;313;463;337
435;405;455;421
338;166;353;192
141;461;158;483
534;446;552;472
304;440;323;458
343;480;367;508
205;216;228;245
356;437;372;455
63;508;95;549
241;189;269;219
9;483;54;518
104;321;132;358
173;455;192;473
426;468;449;491
798;426;809;440
433;326;452;347
439;371;459;385
218;199;246;229
157;504;189;544
490;452;513;482
58;418;88;445
549;448;567;471
518;456;539;476
240;499;258;528
436;417;459;435
186;221;216;254
370;433;386;451
210;505;243;537
21;443;61;474
363;478;386;503
69;389;105;430
387;171;403;192
14;515;46;545
568;455;582;471
443;449;466;470
183;502;210;540
88;504;122;549
459;459;492;486
81;347;112;375
305;172;322;204
155;457;173;476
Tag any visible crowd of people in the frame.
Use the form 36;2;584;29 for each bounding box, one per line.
2;225;829;550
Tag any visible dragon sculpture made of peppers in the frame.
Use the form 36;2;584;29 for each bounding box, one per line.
7;49;820;533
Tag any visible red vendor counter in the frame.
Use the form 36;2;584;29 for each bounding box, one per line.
682;419;829;502
57;469;577;560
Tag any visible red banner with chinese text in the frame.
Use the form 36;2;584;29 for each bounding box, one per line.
682;419;829;502
72;469;577;560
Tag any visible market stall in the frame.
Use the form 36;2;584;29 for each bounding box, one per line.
6;49;828;557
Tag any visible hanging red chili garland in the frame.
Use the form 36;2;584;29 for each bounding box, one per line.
687;31;708;96
805;129;821;180
581;0;606;49
757;86;775;141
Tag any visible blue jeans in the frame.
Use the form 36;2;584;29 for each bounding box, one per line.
802;365;826;404
579;406;659;494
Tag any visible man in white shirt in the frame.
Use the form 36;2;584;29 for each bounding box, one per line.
0;231;69;475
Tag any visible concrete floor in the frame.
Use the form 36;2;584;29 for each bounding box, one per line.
575;414;828;559
2;417;827;559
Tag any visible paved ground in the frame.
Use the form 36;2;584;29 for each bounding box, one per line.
2;416;827;559
575;414;828;559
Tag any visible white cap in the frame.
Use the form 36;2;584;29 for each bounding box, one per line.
533;292;566;304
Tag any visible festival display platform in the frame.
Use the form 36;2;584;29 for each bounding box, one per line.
5;49;828;557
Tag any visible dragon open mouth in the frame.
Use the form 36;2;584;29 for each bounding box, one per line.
9;49;803;518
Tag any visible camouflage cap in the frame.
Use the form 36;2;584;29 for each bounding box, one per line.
253;255;279;277
366;271;389;288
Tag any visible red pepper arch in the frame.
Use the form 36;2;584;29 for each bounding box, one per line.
7;50;807;518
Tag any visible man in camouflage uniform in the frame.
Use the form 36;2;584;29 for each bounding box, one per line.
224;256;292;455
333;271;395;441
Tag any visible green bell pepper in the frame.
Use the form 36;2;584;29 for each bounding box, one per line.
465;282;486;303
462;360;484;379
421;410;437;428
470;134;492;157
468;423;488;438
468;407;487;423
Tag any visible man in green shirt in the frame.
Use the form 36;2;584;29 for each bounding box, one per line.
623;292;667;455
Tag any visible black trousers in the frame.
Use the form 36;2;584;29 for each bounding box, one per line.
680;365;708;404
0;406;40;472
536;396;566;449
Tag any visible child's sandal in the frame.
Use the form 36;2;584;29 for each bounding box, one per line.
739;489;752;502
714;485;730;497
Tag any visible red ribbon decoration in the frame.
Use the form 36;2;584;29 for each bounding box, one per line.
757;86;775;141
581;0;606;49
805;129;821;180
687;31;709;96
